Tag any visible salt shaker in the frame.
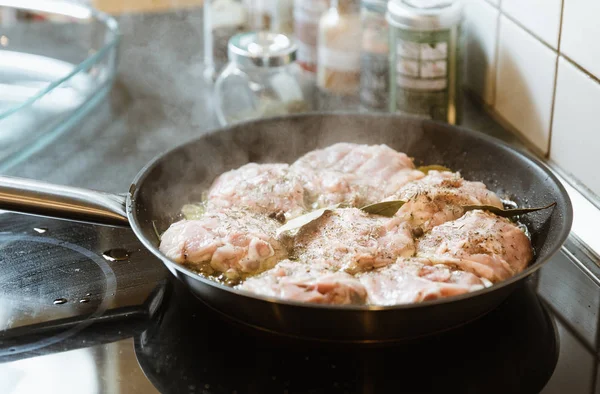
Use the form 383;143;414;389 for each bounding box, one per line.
214;32;311;126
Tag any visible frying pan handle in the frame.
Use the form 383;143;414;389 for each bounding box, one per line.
0;176;129;227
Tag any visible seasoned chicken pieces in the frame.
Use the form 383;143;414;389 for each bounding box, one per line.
238;260;368;305
160;142;537;306
293;208;415;274
358;259;488;305
159;209;286;276
392;170;503;233
207;163;305;219
292;143;424;207
417;210;533;282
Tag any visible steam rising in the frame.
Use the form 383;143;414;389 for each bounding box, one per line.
134;113;563;266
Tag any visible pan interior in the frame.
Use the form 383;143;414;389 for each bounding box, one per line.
130;113;572;303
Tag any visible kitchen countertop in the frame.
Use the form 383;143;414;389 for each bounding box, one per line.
4;9;599;394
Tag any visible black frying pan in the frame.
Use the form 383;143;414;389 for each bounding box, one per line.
0;113;573;342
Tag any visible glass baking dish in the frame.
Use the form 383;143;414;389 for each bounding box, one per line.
0;0;120;171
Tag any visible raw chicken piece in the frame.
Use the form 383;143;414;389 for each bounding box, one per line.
293;208;415;274
416;210;533;282
294;143;415;175
391;170;503;233
292;143;424;207
358;259;488;305
159;209;287;276
238;260;367;305
207;163;305;219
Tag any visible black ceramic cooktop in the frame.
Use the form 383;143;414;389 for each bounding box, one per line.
0;212;599;394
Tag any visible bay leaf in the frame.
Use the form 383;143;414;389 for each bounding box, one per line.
462;202;557;218
361;200;406;217
276;205;338;236
417;165;452;174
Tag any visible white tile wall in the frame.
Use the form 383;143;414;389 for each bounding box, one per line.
550;57;600;197
561;0;600;79
460;0;600;198
463;0;499;105
501;0;562;49
495;16;557;154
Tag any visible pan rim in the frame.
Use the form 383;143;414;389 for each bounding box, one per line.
128;112;574;312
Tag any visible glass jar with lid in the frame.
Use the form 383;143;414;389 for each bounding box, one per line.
244;0;294;34
214;32;312;126
203;0;295;83
317;0;362;97
294;0;330;73
203;0;248;82
387;0;463;124
360;0;390;110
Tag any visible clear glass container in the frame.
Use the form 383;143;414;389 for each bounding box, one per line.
214;32;311;126
244;0;294;34
317;0;361;97
244;0;275;31
293;0;330;73
204;0;295;82
203;0;248;82
273;0;295;35
0;0;120;171
360;0;389;110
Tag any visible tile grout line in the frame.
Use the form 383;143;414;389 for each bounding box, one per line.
498;10;558;53
561;53;600;85
497;4;600;85
546;0;566;158
497;5;600;80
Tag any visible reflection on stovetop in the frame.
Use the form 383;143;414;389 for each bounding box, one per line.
0;212;167;361
135;277;557;394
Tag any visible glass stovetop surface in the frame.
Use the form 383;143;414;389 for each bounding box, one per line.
0;212;598;394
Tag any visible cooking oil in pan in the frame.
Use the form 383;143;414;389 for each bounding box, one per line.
502;198;532;240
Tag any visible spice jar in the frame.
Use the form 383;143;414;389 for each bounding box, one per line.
293;0;330;73
245;0;295;34
203;0;248;82
273;0;295;35
317;0;361;96
214;32;311;126
244;0;275;30
360;0;389;110
387;0;463;124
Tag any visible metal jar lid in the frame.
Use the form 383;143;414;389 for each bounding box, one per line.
228;31;297;67
386;0;463;31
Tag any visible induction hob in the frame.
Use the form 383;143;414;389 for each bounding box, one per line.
1;211;599;394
